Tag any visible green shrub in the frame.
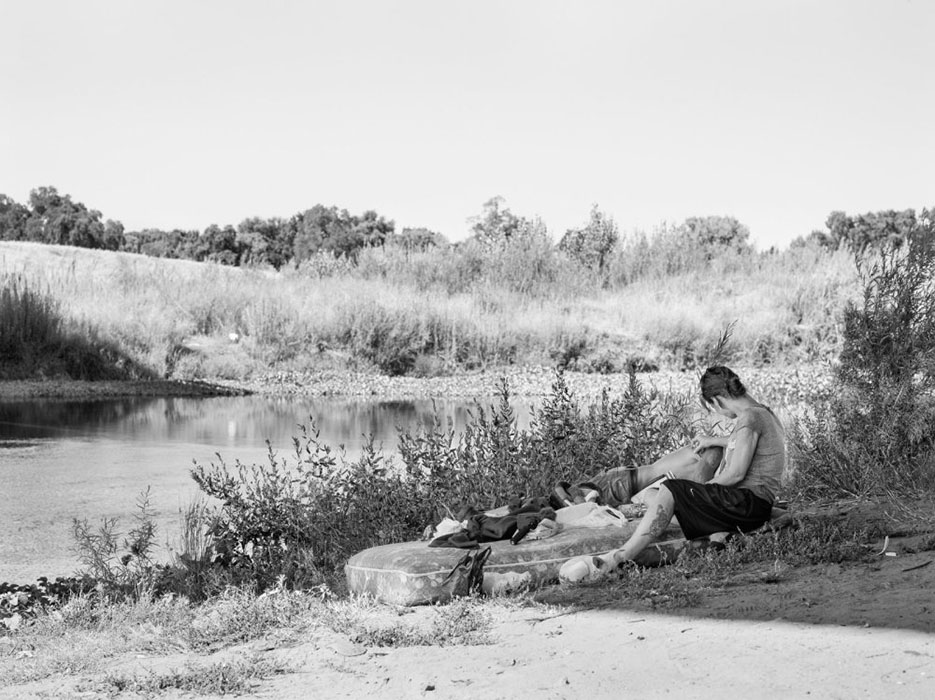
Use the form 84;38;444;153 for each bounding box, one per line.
71;488;164;600
191;431;425;590
790;219;935;497
398;372;695;518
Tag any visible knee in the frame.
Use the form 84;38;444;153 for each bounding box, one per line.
654;484;676;509
698;446;723;479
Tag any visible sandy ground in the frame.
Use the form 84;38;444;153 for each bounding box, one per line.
4;610;933;699
257;610;935;700
4;539;935;700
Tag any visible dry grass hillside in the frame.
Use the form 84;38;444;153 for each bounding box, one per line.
0;240;858;381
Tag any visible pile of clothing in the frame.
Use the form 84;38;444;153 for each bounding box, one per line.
427;494;637;549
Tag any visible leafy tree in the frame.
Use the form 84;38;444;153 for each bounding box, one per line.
559;204;619;272
682;215;751;256
236;217;293;269
291;205;353;263
388;227;446;254
23;186;107;248
469;196;525;248
102;219;125;251
291;205;394;262
348;210;394;253
825;209;918;254
0;195;29;240
790;230;834;249
197;224;242;265
123;228;200;259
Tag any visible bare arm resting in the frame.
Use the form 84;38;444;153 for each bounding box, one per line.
707;426;759;487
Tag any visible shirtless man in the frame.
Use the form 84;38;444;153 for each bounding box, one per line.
561;365;786;583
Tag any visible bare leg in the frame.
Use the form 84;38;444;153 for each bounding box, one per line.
632;446;723;492
598;486;676;567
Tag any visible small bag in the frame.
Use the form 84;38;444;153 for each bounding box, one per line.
441;546;491;598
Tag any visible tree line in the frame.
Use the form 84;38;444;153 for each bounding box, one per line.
0;187;403;270
1;187;930;271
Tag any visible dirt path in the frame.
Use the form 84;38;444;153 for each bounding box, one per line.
260;609;935;700
8;606;929;700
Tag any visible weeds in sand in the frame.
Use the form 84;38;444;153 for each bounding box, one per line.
96;656;290;696
186;585;322;650
349;598;493;648
429;598;494;645
0;585;322;685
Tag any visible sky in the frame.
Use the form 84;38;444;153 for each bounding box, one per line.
2;0;933;249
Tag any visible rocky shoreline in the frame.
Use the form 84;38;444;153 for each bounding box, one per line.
0;378;250;401
0;364;833;406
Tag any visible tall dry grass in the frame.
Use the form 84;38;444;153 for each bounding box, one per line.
0;239;858;380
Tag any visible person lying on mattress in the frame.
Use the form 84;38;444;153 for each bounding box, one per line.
551;438;726;510
560;365;786;583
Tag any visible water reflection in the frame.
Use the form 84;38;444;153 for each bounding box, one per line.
1;396;532;453
0;395;532;582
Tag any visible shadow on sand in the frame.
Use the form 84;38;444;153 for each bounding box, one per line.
532;534;935;634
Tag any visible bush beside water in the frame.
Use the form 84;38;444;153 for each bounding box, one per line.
790;221;935;498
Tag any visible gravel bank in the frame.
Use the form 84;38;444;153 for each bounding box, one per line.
0;365;833;406
0;379;248;400
227;363;833;408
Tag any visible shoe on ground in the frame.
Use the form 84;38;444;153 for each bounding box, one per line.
559;553;614;584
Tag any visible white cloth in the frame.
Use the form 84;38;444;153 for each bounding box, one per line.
555;502;629;528
524;518;561;541
432;517;464;539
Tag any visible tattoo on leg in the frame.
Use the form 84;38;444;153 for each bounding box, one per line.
646;507;671;537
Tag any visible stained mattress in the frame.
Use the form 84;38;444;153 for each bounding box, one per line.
344;520;687;606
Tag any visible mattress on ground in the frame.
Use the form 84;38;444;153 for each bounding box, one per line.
345;521;686;606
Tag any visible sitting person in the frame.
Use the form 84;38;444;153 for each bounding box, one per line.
561;365;786;583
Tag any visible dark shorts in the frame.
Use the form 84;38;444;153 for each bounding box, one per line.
661;479;772;540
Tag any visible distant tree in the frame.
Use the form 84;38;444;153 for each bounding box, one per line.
291;205;352;263
468;196;525;248
559;204;619;271
199;224;242;265
0;194;29;240
22;186;108;248
291;205;394;262
825;209;918;254
236;217;292;269
790;230;831;249
388;227;447;254
124;228;199;259
102;219;125;251
682;215;751;256
345;210;394;255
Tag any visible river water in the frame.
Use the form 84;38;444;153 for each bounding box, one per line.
0;395;533;583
